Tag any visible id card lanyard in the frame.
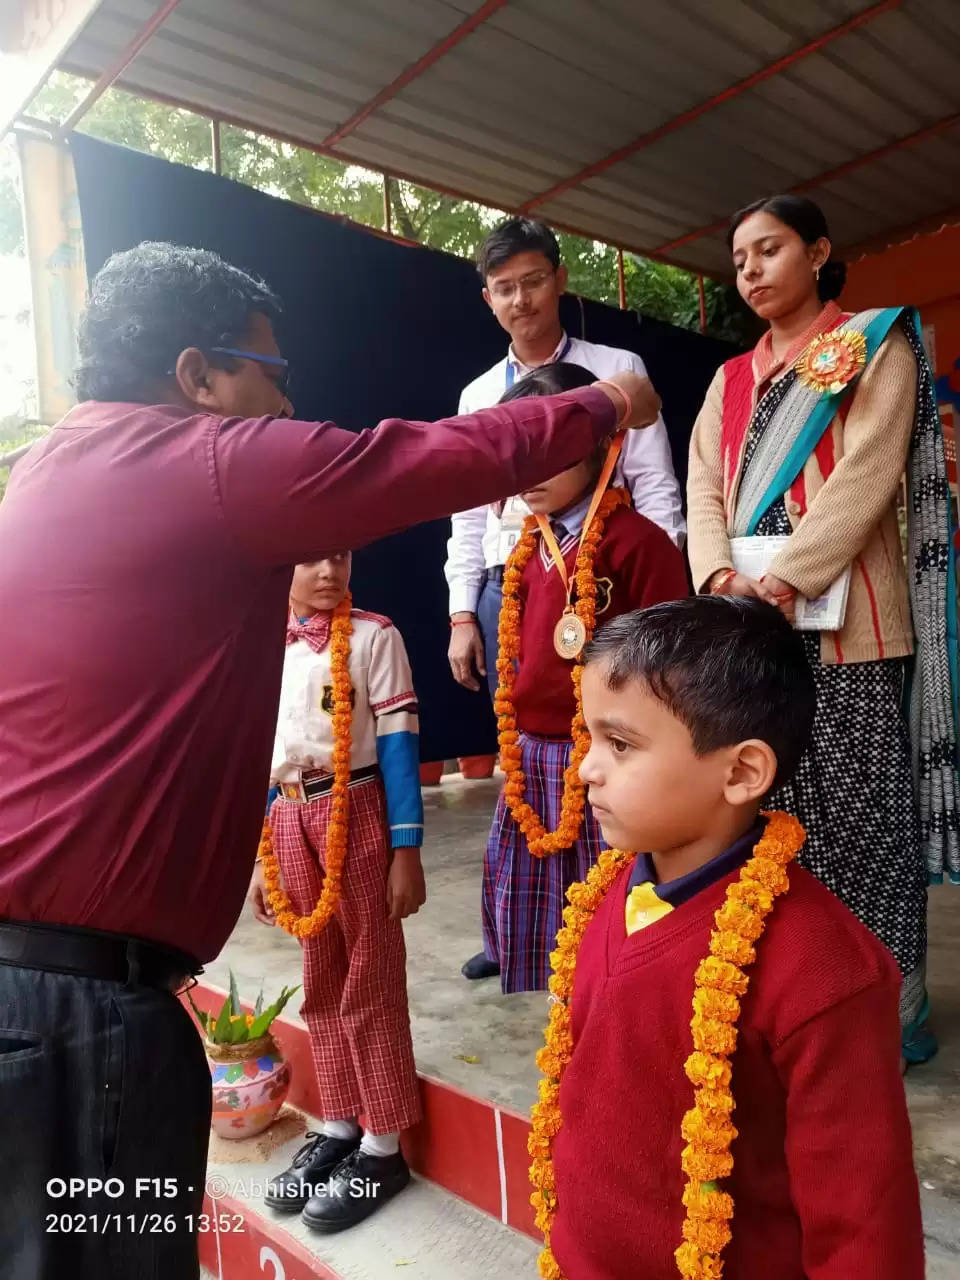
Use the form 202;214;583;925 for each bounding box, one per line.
504;334;572;389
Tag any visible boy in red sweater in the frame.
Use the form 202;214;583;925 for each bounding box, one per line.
462;363;688;993
546;596;923;1280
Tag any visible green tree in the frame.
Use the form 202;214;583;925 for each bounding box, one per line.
9;71;750;342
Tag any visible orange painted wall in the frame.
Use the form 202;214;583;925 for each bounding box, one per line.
842;224;960;378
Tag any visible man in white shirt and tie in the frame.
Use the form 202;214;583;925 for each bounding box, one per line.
446;217;685;694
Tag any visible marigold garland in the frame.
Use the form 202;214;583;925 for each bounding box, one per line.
257;594;354;939
495;487;630;857
528;811;806;1279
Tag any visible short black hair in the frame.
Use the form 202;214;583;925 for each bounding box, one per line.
585;596;816;791
498;361;594;404
74;241;282;402
499;363;604;483
727;194;846;303
477;217;560;279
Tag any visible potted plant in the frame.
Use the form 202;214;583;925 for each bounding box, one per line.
188;973;299;1140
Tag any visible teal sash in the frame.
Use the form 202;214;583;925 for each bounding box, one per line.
743;307;903;535
736;305;960;883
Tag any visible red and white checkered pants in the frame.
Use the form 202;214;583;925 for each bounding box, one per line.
270;779;421;1134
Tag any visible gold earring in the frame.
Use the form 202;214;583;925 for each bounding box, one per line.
815;266;821;281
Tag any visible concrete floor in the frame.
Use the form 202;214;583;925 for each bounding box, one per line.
207;774;960;1265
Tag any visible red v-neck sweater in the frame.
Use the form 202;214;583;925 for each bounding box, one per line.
550;862;923;1279
512;504;688;737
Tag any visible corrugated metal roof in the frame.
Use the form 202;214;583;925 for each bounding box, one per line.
54;0;960;276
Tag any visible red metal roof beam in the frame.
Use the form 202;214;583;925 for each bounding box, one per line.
653;108;960;255
59;0;182;135
322;0;507;149
518;0;901;214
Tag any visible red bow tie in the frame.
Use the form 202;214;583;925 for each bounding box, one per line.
286;612;332;654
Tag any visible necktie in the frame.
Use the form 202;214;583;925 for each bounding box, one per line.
551;520;569;542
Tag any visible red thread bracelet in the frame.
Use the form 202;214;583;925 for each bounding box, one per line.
450;618;476;627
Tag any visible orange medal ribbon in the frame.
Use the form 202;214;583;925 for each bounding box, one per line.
536;432;625;659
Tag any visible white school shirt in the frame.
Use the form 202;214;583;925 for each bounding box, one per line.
271;611;424;847
444;333;685;615
272;611;417;781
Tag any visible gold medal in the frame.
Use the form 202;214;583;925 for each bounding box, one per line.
554;609;587;660
535;431;627;664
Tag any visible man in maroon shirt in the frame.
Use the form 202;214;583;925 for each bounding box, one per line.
0;241;657;1278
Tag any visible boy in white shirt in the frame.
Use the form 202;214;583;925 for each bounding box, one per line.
250;553;424;1232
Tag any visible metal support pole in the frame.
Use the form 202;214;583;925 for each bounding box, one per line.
383;174;392;235
697;274;707;334
210;118;221;175
617;248;627;310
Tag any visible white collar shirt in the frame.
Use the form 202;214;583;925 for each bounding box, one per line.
444;333;685;614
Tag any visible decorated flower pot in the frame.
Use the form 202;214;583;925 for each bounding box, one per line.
207;1032;291;1140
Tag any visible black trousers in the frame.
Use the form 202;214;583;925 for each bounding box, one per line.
0;963;211;1279
477;574;503;700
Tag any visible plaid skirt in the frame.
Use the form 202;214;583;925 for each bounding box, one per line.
482;733;607;994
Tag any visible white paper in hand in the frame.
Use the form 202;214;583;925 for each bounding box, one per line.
729;536;851;632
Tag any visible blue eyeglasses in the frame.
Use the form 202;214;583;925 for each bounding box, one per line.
209;346;291;397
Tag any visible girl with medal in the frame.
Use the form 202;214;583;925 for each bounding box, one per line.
461;363;688;993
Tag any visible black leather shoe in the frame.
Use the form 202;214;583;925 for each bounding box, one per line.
264;1131;360;1212
461;952;500;980
301;1148;410;1233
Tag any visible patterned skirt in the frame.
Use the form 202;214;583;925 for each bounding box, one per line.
482;733;606;994
757;505;928;1026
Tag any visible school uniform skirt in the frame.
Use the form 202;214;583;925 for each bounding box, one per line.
482;732;606;994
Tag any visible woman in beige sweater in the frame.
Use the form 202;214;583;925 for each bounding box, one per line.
687;194;959;1064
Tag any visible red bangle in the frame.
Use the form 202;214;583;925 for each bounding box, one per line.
710;568;736;594
450;618;476;627
593;379;632;429
760;576;797;601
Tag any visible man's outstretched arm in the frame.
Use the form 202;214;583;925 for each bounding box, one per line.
214;375;657;565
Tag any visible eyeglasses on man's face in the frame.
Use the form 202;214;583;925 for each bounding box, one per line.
209;346;291;398
487;269;556;303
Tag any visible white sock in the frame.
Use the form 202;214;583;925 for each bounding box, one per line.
321;1118;361;1141
359;1130;400;1158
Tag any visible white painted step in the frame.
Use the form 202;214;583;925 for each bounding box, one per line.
204;1110;539;1280
268;1177;536;1280
203;1127;956;1280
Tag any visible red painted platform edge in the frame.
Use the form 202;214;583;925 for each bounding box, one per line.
197;1191;340;1279
185;979;540;1240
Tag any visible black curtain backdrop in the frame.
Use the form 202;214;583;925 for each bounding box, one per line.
70;134;739;761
